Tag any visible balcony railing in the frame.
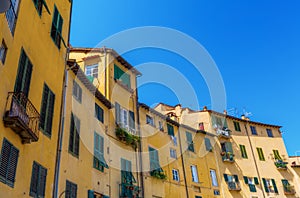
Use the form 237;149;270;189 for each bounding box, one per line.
228;181;241;191
3;92;40;143
284;185;296;195
216;128;231;138
221;152;235;162
275;160;288;170
119;183;141;198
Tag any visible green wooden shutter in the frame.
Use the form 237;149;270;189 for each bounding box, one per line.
249;184;256;192
115;102;120;124
205;138;212;151
30;162;39;196
39;84;49;131
234;175;239;182
88;190;94;198
262;178;269;193
273;150;282;160
0;139;11;181
225;142;233;153
186;132;194;152
94;132;101;161
129;111;135;129
254;177;259;185
167;124;174;136
240;145;248;158
40;84;55;136
68;113;75;152
95;104;104;123
272;179;278;193
243;176;249;184
74;116;80;156
223;174;228;182
45;90;55;135
6;145;19;187
38;166;47;197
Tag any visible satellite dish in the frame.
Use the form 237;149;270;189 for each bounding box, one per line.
0;0;11;13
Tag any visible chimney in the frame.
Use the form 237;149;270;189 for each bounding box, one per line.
203;106;208;111
223;110;227;115
241;115;250;121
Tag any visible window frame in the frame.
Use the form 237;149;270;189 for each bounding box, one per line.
72;80;82;103
257;147;265;161
95;103;104;123
250;126;257;135
266;129;273;137
172;169;180;182
85;64;98;78
210;169;218;187
68;113;80;157
233;121;241;132
170;148;177;159
65;180;77;198
191;165;199;183
51;5;63;49
29;161;47;197
240;144;248;159
5;0;20;34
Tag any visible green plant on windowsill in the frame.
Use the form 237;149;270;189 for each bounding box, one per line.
275;160;287;169
150;169;167;180
115;126;140;149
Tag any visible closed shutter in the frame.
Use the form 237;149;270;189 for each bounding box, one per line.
95;104;104;123
6;145;19;187
45;90;55;135
243;176;249;184
273;150;282;160
254;177;259;185
272;179;278;193
149;147;159;170
15;49;32;97
74;117;80;156
30;162;39;196
224;174;228;182
262;178;269;193
233;175;239;183
0;140;11;180
205;138;212;151
38;166;47;197
23;61;33;97
40;84;55;136
186;132;194;152
167;124;174;136
88;190;94;198
129;111;135;130
115;102;120;124
39;84;49;131
69;114;75;152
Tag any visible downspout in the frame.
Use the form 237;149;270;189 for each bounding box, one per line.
244;122;266;198
53;1;73;198
103;47;108;99
177;119;189;197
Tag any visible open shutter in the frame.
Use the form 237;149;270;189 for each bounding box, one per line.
129;111;135;130
273;150;282;160
88;190;94;198
14;50;28;94
262;178;269;193
38;166;47;197
224;174;228;182
45;90;55;135
6;146;19;187
272;179;278;193
234;175;239;183
40;84;49;130
68;114;75;152
225;142;233;153
254;177;259;185
30;162;39;196
167;124;174;136
205;138;212;151
115;102;120;124
22;61;33;97
243;176;249;184
74;117;80;156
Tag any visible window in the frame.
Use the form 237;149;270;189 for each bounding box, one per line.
146;115;154;126
250;126;257;135
257;148;265;161
0;40;8;64
69;113;80;157
170;148;177;159
158;121;164;131
85;64;98;79
191;165;199;183
95;103;104;123
210;169;218;187
167;124;174;136
195;196;202;198
129;111;135;132
221;142;233;153
213;190;220;195
186;132;194;152
244;177;259;192
29;161;47;198
149;147;160;171
6;0;20;34
212;115;228;129
224;174;240;190
40;84;55;137
94;132;108;171
0;138;19;187
273;150;282;160
267;129;273;137
205;138;213;152
262;178;278;193
14;49;33;97
65;180;77;198
72;81;82;103
51;6;63;48
240;145;248;159
121;158;135;184
114;64;131;88
32;0;49;15
172;169;179;181
115;103;135;133
233;121;241;131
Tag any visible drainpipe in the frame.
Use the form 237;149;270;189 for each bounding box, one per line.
103;47;108;99
177;117;189;197
53;1;73;198
244;122;266;198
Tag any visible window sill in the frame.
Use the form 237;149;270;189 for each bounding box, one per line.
114;79;134;93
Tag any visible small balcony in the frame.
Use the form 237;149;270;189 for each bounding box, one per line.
216;128;231;139
221;152;235;163
228;181;241;191
119;183;141;198
275;160;288;170
115;126;140;150
284;185;296;195
3;92;40;144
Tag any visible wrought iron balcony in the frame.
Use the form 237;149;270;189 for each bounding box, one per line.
284;185;296;195
221;152;235;163
3;92;40;143
216;128;231;138
228;181;241;191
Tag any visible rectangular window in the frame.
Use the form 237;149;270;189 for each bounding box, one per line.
14;49;33;97
51;6;63;48
114;64;131;89
146;115;154;126
149;147;160;171
29;161;47;197
0;40;8;64
167;124;174;136
221;142;233;153
273;150;282;160
94;132;108;171
186;132;194;152
172;169;179;181
210;169;218;187
205;138;212;152
257;148;265;161
262;178;278;193
72;81;82;103
267;129;273;137
6;0;20;34
250;126;257;135
121;158;136;184
121;108;128;128
170;148;177;159
158;121;164;131
66;180;77;198
240;145;248;159
233;121;241;131
85;64;98;78
95;103;104;123
129;111;135;132
69;113;80;157
0;138;19;188
191;165;199;183
40;83;55;137
244;177;259;192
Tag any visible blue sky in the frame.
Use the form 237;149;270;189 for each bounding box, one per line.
70;0;300;156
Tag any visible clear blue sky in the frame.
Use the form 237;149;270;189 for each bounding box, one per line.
70;0;300;156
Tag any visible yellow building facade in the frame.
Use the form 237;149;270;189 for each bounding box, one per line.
0;0;72;197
